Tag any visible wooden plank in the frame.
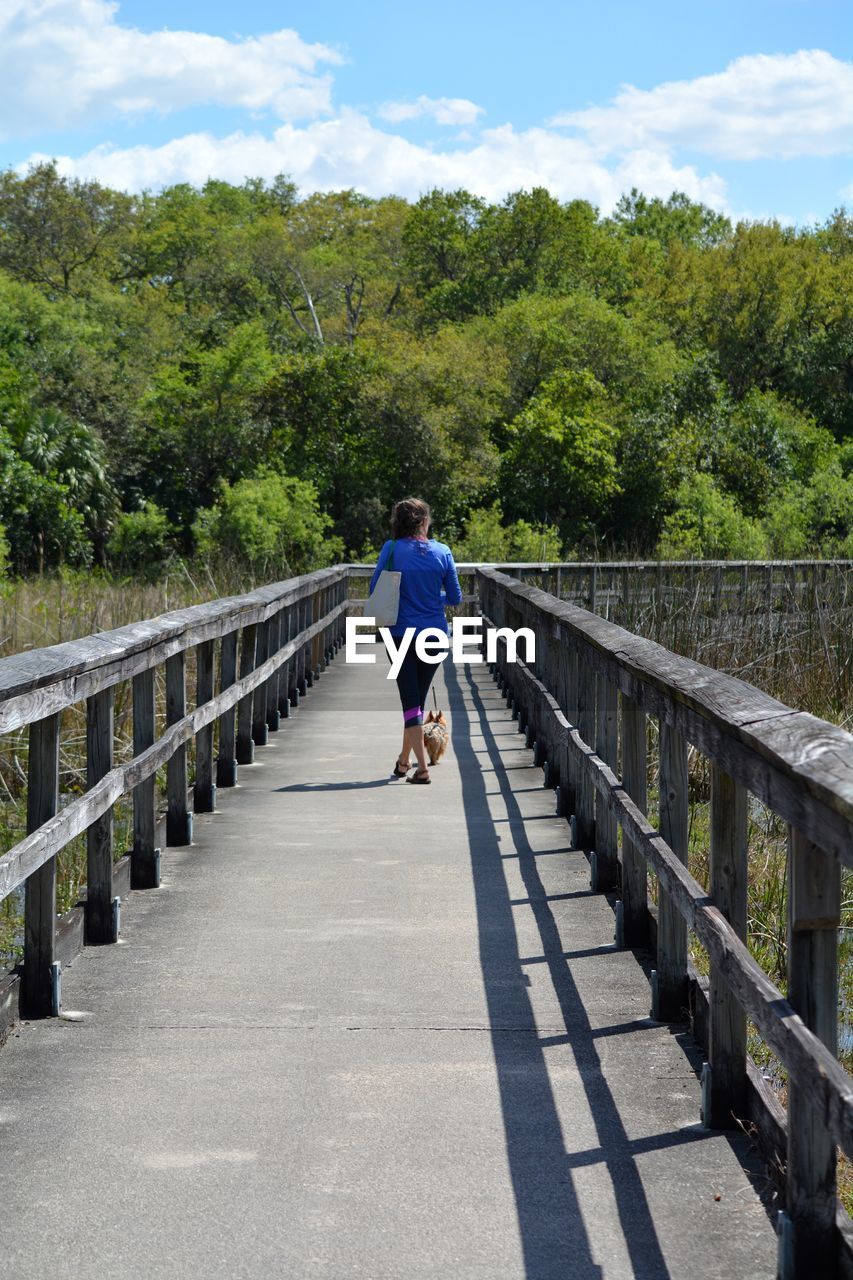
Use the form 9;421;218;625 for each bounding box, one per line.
165;653;191;846
216;630;238;787
656;722;689;1021
620;693;648;946
22;714;60;1017
707;763;748;1129
194;639;215;813
131;668;158;889
86;687;115;944
786;827;841;1276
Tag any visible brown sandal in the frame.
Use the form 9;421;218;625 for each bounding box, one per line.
393;757;410;777
407;768;431;784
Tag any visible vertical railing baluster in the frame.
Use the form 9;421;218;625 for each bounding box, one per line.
165;652;191;846
132;668;158;887
575;651;596;850
22;713;60;1016
277;606;291;719
236;622;257;764
252;617;269;747
654;720;688;1020
704;762;748;1127
782;829;841;1278
620;694;647;945
265;613;281;733
593;673;618;890
216;630;238;787
86;687;116;943
194;639;215;813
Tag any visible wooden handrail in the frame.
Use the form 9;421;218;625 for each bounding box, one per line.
0;565;350;1021
477;566;853;1279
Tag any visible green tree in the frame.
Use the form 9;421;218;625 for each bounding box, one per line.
192;470;342;576
501;370;621;545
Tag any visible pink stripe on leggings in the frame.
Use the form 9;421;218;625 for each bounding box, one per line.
403;706;422;723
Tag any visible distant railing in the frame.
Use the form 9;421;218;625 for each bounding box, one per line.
0;568;348;1019
477;567;853;1280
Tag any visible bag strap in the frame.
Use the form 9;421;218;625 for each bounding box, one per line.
383;540;397;572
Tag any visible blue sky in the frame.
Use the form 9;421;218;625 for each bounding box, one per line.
2;0;852;222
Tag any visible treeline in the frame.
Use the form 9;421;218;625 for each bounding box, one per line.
0;162;851;578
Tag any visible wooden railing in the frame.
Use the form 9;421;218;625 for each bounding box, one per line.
0;568;348;1020
477;567;853;1279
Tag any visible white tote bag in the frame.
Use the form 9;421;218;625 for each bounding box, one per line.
365;541;401;626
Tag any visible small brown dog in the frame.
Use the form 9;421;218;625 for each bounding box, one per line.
423;710;450;765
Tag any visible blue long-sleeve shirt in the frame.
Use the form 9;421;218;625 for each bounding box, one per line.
369;537;462;636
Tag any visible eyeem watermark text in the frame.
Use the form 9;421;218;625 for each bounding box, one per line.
346;617;535;679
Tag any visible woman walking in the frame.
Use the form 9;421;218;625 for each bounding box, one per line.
369;497;462;784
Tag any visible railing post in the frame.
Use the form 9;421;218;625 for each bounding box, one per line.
575;651;596;850
276;606;291;719
655;721;689;1020
783;829;841;1278
86;687;116;943
216;630;238;787
131;668;158;888
265;612;281;732
704;762;748;1128
252;617;269;747
166;652;191;846
237;622;257;763
194;639;216;813
620;693;647;945
297;596;309;697
594;673;618;890
22;713;60;1017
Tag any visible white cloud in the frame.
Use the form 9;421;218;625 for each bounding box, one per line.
551;50;853;161
30;111;729;211
0;0;341;139
377;95;485;127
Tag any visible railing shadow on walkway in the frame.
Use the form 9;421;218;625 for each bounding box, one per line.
444;657;770;1280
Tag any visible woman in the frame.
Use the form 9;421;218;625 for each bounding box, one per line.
369;497;462;784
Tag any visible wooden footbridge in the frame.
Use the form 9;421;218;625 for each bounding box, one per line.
1;563;851;1279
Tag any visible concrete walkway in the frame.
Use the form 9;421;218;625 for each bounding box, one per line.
0;649;777;1279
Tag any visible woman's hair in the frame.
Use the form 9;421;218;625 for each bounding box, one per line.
390;497;431;539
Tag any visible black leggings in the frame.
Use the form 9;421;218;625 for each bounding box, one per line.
385;641;438;726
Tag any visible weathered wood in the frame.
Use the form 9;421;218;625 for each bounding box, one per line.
594;674;619;889
477;570;853;863
216;630;238;787
165;652;190;846
0;602;348;903
265;615;281;732
22;714;60;1017
194;639;215;813
575;655;596;849
787;827;841;1276
0;568;346;732
656;721;689;1021
620;693;648;946
86;687;115;943
131;668;157;888
236;623;257;764
252;619;269;747
707;763;748;1129
479;605;853;1166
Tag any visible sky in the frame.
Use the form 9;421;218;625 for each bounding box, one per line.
2;0;852;223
